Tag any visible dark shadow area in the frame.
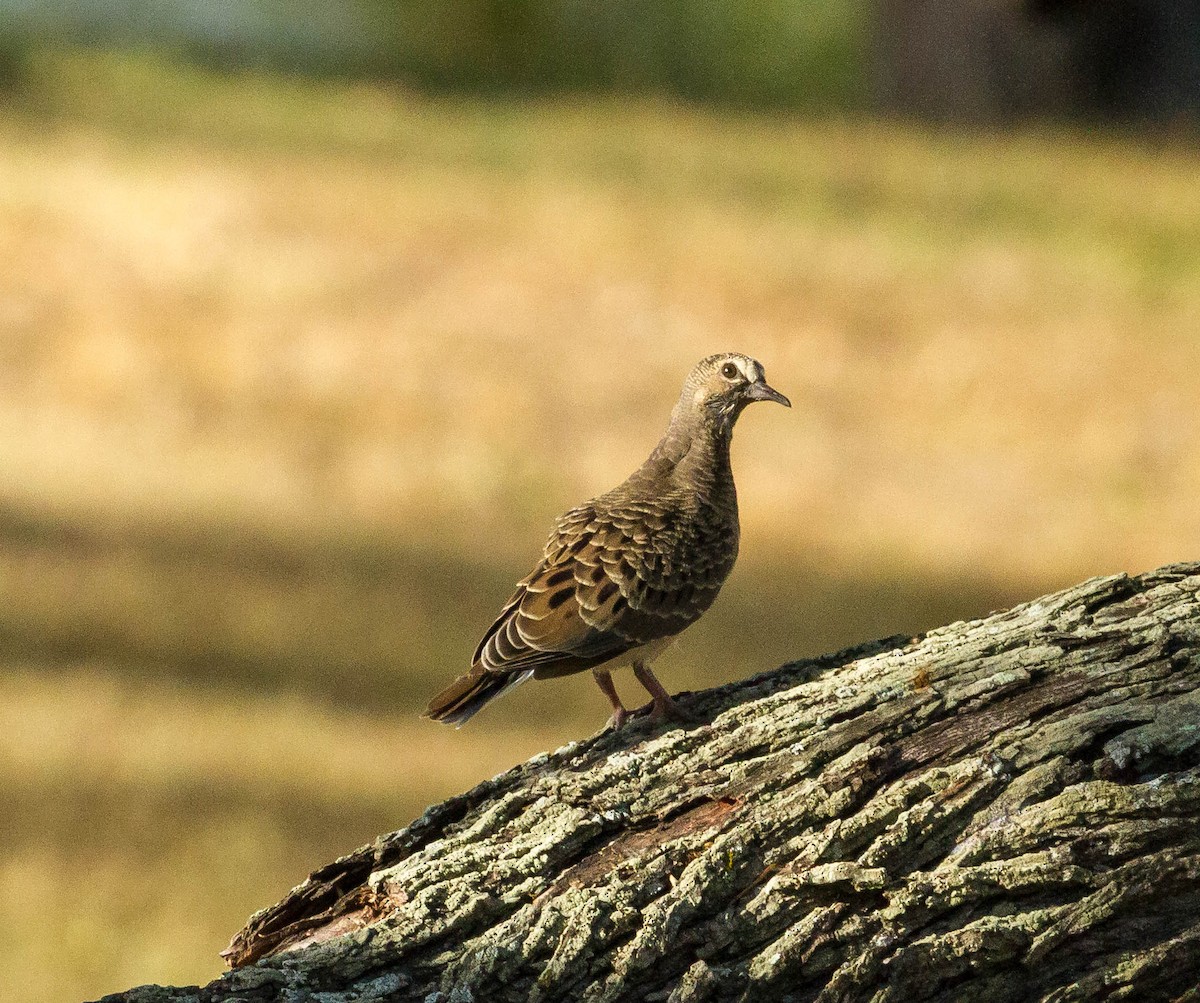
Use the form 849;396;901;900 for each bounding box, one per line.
0;769;405;863
876;0;1200;126
0;499;1041;719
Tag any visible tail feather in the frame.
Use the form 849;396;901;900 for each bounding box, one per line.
424;668;533;727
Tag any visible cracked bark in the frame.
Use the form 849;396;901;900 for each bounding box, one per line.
98;564;1200;1003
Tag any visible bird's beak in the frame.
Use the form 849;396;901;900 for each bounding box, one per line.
747;380;791;407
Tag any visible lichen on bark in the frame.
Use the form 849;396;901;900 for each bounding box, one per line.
98;564;1200;1003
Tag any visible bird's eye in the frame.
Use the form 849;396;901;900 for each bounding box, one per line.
720;362;740;380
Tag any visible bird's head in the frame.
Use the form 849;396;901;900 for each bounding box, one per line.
681;352;791;432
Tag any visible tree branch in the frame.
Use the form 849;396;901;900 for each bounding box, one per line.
98;564;1200;1003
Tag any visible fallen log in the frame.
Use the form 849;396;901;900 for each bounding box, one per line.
100;564;1200;1003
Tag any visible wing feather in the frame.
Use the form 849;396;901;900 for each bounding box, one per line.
471;501;734;684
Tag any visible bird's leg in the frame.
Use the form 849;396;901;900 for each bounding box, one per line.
633;662;688;722
592;668;629;729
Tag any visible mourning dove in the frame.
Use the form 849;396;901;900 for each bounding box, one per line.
426;352;790;729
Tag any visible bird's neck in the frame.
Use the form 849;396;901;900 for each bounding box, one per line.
639;404;737;508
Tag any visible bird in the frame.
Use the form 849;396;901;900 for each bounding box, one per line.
425;352;790;729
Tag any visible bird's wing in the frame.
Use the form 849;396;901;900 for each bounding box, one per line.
471;503;728;680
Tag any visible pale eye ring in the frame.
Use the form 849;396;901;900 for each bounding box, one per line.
720;362;740;380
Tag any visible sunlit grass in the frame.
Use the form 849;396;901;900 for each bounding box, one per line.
2;51;1197;588
2;48;1199;1003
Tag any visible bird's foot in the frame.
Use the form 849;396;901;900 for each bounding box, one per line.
648;694;692;725
606;707;630;730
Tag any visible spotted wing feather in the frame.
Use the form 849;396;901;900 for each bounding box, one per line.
478;502;733;675
426;501;734;722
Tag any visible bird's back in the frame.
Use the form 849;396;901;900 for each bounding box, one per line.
556;468;740;601
474;445;738;662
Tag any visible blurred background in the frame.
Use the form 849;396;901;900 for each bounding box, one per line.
1;1;1198;1000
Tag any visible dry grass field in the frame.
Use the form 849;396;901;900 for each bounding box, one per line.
2;50;1199;1003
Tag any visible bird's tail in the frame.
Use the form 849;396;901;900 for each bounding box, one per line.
424;667;533;727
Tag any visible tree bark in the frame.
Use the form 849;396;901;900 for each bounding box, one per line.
99;564;1200;1003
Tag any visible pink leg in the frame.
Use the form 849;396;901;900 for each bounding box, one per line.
593;668;629;729
633;662;688;722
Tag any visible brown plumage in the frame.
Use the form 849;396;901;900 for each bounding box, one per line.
425;352;790;729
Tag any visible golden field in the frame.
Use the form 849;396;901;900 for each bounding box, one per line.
2;50;1199;1003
